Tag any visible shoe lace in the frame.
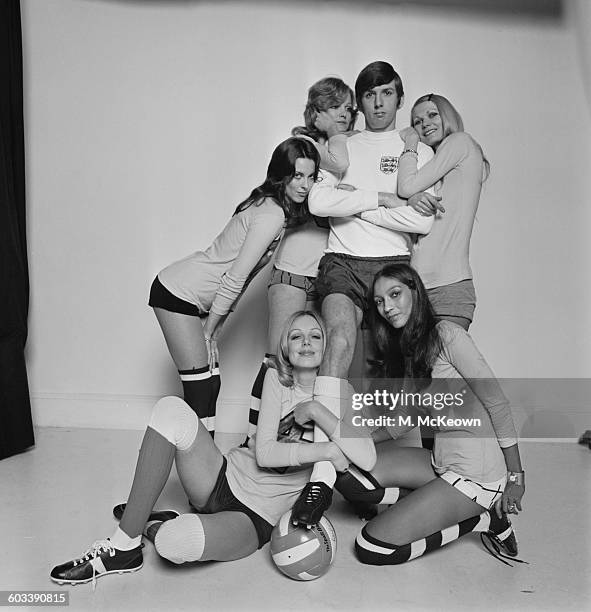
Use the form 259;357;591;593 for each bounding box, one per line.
480;532;529;567
303;483;329;505
73;539;115;591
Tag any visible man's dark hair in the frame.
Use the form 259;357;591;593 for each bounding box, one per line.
355;61;404;109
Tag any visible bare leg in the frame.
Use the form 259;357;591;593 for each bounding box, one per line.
266;283;309;354
355;446;488;565
153;307;208;369
335;443;432;519
199;512;259;560
154;308;218;434
363;478;484;548
175;419;224;506
319;293;363;377
370;442;435;489
155;424;259;563
437;314;471;331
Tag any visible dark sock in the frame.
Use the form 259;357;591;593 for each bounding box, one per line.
246;355;273;442
179;365;217;436
119;427;175;538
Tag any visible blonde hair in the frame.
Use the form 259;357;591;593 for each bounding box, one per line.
274;311;326;387
412;93;490;181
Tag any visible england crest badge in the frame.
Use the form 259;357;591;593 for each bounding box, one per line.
380;155;399;174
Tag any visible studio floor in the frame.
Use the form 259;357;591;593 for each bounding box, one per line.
1;427;589;611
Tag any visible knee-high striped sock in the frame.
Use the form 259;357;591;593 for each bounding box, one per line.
208;362;220;436
179;365;218;436
356;512;491;565
247;355;273;440
336;465;410;505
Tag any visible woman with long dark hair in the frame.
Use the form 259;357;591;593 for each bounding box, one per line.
336;263;525;566
149;137;320;437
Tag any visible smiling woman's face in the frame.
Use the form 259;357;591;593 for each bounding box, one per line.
411;100;444;148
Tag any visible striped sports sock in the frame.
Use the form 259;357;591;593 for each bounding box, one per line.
336;464;410;506
179;365;219;436
355;512;490;565
247;355;274;440
208;362;220;435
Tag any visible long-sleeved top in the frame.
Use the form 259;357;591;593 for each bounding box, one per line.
158;199;285;316
226;367;374;525
274;219;328;278
225;369;314;525
272;134;347;277
308;130;434;258
398;132;485;289
385;321;518;482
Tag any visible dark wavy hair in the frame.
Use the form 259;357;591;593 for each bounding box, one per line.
369;263;443;385
291;76;357;142
355;61;404;111
234;137;320;228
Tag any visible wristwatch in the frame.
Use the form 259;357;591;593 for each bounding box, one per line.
507;471;525;486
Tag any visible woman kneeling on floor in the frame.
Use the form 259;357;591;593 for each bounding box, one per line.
335;263;525;565
50;311;375;586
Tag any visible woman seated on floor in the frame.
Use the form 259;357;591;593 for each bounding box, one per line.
50;311;375;586
332;262;525;565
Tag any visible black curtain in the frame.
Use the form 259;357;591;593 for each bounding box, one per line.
0;0;34;460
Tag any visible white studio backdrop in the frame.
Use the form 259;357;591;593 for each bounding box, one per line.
21;0;591;434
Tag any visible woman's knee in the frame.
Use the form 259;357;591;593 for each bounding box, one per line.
355;525;410;565
154;514;206;564
148;396;200;451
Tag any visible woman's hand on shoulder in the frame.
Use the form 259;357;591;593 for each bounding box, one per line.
400;126;420;148
314;111;340;138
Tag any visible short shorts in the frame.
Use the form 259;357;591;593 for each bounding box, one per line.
268;266;319;302
315;252;410;325
192;458;274;548
149;276;206;318
439;469;506;510
427;279;476;324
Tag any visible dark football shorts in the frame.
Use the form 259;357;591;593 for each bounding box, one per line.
315;252;410;325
